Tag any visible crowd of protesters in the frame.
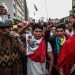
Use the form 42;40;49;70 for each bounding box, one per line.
1;16;75;75
1;3;75;75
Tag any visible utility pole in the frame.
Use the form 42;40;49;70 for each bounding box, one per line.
24;0;29;21
45;0;48;19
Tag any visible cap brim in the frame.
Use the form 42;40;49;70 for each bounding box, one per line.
0;20;13;28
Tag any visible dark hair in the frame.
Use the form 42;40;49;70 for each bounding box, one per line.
65;21;70;24
72;23;75;29
56;23;66;31
43;22;47;27
51;25;56;28
32;23;43;30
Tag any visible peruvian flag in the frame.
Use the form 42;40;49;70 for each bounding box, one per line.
29;38;46;63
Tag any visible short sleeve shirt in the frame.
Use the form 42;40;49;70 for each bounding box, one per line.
47;42;52;52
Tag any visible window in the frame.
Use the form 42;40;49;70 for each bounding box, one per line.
13;4;16;9
13;13;16;17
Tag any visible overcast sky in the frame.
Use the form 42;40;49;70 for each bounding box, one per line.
26;0;72;20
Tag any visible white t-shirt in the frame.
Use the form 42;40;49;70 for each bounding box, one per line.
47;42;52;52
27;40;52;75
25;33;53;75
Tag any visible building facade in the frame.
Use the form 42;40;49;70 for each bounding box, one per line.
0;0;28;21
72;0;75;18
72;0;75;9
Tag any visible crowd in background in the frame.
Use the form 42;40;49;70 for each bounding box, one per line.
0;17;75;75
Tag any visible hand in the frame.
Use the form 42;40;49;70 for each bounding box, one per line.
10;31;20;38
27;39;32;47
13;32;20;39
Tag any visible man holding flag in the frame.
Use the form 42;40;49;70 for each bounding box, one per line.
18;23;54;75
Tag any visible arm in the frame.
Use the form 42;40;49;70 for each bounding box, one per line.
18;24;30;34
47;42;54;75
47;52;54;75
17;37;26;55
59;68;64;75
10;31;26;55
